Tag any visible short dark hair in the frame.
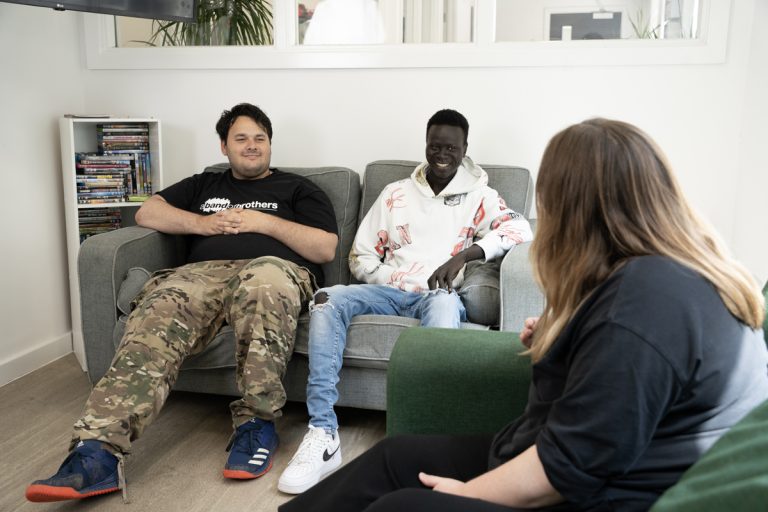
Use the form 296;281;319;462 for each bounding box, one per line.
216;103;273;142
426;109;469;144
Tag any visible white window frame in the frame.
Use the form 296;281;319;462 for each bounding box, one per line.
84;0;731;70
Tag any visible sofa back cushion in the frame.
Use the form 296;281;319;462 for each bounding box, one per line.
204;163;360;286
360;160;534;223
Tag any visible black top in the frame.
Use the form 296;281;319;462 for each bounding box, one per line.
157;168;338;286
488;255;768;511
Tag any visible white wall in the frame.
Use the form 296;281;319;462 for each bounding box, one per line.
0;0;765;382
80;0;759;259
0;4;85;385
732;0;768;284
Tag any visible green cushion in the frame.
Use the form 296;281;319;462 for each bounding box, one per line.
650;397;768;511
386;327;531;436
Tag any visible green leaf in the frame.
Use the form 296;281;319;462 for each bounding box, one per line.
137;0;273;47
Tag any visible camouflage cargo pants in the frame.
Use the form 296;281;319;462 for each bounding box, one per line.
72;256;314;454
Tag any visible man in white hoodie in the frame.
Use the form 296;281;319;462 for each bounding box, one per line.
277;109;533;495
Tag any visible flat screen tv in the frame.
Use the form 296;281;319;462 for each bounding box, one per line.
1;0;198;22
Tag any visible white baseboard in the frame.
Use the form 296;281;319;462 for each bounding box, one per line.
0;332;74;388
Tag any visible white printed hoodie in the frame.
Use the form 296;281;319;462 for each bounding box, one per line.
349;157;533;292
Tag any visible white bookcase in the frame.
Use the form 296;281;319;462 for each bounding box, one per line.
59;117;163;370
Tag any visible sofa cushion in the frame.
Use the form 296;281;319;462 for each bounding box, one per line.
294;314;488;369
650;397;768;511
116;267;151;315
114;313;489;372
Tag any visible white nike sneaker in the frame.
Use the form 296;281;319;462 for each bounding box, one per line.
278;425;341;494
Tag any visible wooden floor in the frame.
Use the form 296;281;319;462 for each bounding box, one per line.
0;354;386;511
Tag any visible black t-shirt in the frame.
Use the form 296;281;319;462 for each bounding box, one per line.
157;168;338;286
488;256;768;511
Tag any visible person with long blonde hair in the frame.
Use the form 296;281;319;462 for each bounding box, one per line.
279;119;768;512
527;117;764;361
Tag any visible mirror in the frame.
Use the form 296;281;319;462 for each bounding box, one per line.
296;0;475;45
496;0;702;42
113;0;701;48
114;0;476;47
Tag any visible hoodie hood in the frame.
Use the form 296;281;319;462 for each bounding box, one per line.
411;156;488;198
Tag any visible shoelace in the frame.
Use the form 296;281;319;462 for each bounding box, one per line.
229;423;271;456
292;428;331;465
117;455;129;504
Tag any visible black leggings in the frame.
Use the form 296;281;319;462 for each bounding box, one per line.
278;434;525;512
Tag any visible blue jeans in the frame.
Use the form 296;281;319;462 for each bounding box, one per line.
306;284;467;433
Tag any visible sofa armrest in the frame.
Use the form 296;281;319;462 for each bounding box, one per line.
386;327;532;436
78;226;186;384
499;239;545;332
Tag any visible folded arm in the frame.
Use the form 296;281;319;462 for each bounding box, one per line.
428;191;533;290
136;195;338;264
473;192;533;261
238;208;338;264
135;195;238;235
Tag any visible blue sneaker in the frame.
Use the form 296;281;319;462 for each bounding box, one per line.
26;440;121;502
223;418;279;479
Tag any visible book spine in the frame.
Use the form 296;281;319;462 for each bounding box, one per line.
78;198;125;205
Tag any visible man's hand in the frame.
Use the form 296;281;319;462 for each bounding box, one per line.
196;208;245;236
427;244;486;290
234;208;272;234
203;207;336;264
520;316;539;348
419;472;470;497
198;208;274;236
428;253;467;290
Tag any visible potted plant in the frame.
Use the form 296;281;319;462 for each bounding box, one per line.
143;0;273;46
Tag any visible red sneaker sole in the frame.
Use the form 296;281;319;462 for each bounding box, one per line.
223;460;273;480
25;484;119;502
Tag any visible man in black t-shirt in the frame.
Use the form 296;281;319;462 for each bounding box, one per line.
26;103;339;504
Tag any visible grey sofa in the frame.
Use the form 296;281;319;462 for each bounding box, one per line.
78;160;543;411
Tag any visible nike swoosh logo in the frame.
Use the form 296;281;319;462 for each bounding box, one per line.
323;445;340;461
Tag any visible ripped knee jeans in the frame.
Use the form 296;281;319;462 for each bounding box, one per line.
305;284;466;432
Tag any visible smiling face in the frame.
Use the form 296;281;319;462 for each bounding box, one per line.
425;124;468;186
221;115;272;180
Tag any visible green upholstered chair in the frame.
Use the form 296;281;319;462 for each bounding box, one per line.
386;327;530;436
386;282;768;509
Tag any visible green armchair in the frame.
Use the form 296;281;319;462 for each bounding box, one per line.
386;315;768;510
386;327;530;436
